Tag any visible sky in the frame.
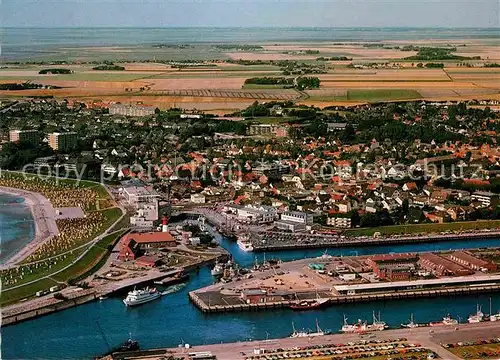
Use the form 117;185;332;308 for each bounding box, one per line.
2;0;499;28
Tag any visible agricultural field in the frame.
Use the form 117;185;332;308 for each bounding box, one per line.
1;39;499;110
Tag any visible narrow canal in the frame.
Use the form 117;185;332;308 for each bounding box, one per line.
3;236;500;359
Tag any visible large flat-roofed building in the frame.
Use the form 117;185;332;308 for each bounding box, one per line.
122;186;160;205
109;104;156;117
366;253;417;280
9;129;40;144
280;211;313;225
48;132;77;151
334;274;500;295
224;204;277;224
448;251;497;272
418;252;473;277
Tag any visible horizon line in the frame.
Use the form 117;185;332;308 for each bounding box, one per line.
3;26;500;29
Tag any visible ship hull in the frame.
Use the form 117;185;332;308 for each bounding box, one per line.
123;293;161;306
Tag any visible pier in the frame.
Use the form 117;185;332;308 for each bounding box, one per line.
189;283;500;313
251;230;500;252
1;255;225;326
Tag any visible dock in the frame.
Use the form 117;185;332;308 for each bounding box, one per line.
251;230;500;252
189;283;500;313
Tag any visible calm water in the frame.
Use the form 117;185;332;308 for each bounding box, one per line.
3;232;500;359
2;27;500;59
0;193;35;264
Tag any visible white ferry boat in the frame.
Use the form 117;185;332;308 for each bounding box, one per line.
237;234;254;252
468;304;484;324
123;287;161;306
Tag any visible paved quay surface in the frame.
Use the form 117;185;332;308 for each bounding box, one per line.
124;322;500;360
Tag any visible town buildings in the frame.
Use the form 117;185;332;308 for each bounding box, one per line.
48;132;78;151
109;104;156;117
9;129;39;144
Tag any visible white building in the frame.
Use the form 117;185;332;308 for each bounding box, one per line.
190;193;206;204
224;204;277;224
280;211;313;225
122;186;160;205
327;217;351;228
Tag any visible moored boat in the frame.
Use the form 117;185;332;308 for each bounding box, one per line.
401;313;423;328
429;314;458;327
340;314;368;333
468;303;485;324
290;319;328;338
123;287;161;306
237;234;254;252
290;297;329;311
366;311;388;331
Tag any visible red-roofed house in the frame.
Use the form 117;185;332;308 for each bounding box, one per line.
119;231;176;261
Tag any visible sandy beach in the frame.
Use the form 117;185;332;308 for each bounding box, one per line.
0;186;59;268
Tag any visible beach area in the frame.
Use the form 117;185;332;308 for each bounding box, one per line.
0;186;59;268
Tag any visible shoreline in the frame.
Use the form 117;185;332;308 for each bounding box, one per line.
0;186;59;268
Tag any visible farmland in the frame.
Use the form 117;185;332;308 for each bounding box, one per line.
1;39;500;111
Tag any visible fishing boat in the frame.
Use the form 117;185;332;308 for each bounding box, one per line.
340;314;368;333
366;311;388;331
289;321;309;338
401;313;422;328
211;263;224;276
289;319;328;338
237;234;254;252
123;287;161;306
489;298;500;322
468;303;485;323
289;297;329;311
429;314;458;327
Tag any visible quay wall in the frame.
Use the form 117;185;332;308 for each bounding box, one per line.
189;284;500;313
2;256;223;327
252;232;500;252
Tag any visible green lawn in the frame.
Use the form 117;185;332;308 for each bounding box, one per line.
0;278;59;306
345;220;500;237
245;116;293;124
308;89;422;102
52;230;126;283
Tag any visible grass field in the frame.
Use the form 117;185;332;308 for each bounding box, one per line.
447;343;500;359
345;220;500;237
0;278;59;306
52;229;126;283
308;89;422;102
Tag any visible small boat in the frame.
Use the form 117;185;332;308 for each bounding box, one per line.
289;319;328;338
290;298;329;311
429;314;458;327
237;234;254;252
340;314;368;333
366;311;388;331
211;263;224;276
160;282;187;296
401;313;423;328
123;287;161;307
468;303;485;324
488;297;500;322
99;295;108;301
